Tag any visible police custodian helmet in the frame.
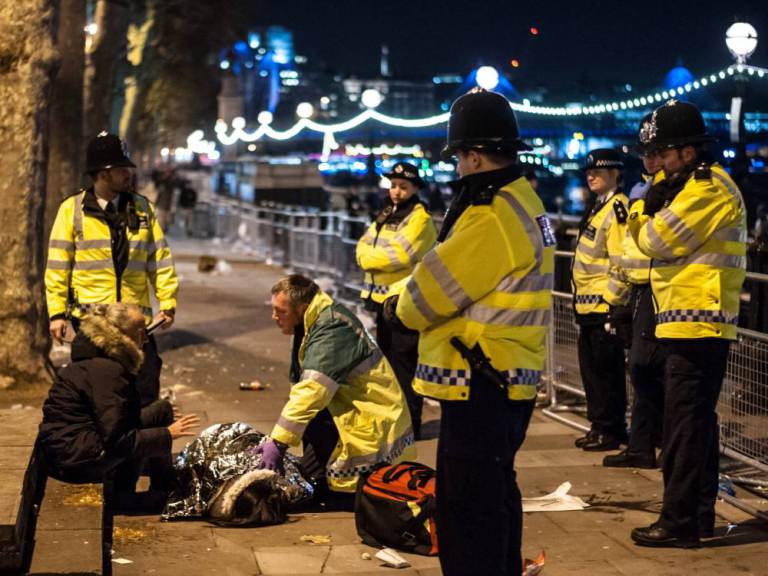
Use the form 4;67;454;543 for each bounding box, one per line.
85;131;136;174
441;88;531;160
638;100;716;150
582;148;624;171
384;161;426;188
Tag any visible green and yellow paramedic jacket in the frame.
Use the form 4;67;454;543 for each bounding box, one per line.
45;189;178;320
356;198;437;303
396;165;554;402
571;190;629;314
617;172;666;296
270;291;415;492
628;163;747;340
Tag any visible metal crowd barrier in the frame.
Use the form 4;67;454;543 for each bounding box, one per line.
187;198;768;514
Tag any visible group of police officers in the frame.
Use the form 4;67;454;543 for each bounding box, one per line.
45;88;746;574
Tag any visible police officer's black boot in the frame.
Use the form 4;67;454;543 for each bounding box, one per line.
603;449;657;469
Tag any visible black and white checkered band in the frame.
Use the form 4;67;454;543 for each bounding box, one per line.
364;282;389;295
415;363;541;387
574;294;603;305
656;309;738;325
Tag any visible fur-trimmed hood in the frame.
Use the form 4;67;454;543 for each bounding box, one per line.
75;315;144;374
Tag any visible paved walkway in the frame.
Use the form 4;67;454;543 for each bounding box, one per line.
9;258;768;575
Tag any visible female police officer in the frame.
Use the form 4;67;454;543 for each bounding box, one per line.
355;162;437;438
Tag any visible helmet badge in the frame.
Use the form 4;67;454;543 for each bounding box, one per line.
639;112;658;144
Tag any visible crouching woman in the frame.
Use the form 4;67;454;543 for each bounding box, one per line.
38;303;199;511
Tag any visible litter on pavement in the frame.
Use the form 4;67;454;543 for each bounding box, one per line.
522;482;589;512
375;548;411;569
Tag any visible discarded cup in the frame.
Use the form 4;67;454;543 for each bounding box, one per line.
239;380;271;391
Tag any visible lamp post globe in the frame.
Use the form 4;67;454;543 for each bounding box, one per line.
726;22;758;64
361;88;383;109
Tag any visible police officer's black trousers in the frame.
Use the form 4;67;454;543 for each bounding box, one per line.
436;375;534;576
375;306;423;438
576;317;627;437
627;286;665;457
658;338;729;537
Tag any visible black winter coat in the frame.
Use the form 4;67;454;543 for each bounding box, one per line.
39;318;171;480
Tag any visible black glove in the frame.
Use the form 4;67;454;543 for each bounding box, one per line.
607;305;633;349
643;181;669;216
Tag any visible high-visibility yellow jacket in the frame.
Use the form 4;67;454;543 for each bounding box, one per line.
628;163;747;340
571;190;629;314
45;189;178;320
270;291;415;492
396;166;554;402
618;172;666;292
356;200;436;303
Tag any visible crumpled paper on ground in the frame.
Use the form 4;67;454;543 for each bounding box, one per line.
162;422;313;525
522;482;589;512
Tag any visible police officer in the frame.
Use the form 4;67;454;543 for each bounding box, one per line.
604;115;666;469
46;132;179;406
628;100;746;547
396;88;554;576
356;162;437;438
571;149;630;451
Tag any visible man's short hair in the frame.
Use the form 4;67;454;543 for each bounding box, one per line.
460;148;517;167
271;275;319;308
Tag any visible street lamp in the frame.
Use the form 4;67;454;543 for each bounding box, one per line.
476;66;500;90
361;88;383;109
726;22;758;64
296;102;314;119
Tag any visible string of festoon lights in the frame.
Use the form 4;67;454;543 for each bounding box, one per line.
186;63;767;160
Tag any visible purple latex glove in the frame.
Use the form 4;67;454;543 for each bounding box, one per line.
629;180;651;202
253;439;287;474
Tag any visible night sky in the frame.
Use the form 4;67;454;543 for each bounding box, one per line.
253;0;767;95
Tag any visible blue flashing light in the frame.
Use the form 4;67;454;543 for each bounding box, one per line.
248;32;260;49
234;41;249;55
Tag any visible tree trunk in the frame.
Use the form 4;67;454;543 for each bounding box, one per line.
120;2;155;153
45;0;85;239
0;0;59;389
83;0;130;139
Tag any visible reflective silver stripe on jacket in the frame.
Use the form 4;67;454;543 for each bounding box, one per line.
464;305;550;327
665;252;746;270
658;209;700;252
348;348;383;379
420;250;473;311
300;369;340;396
275;415;307;437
